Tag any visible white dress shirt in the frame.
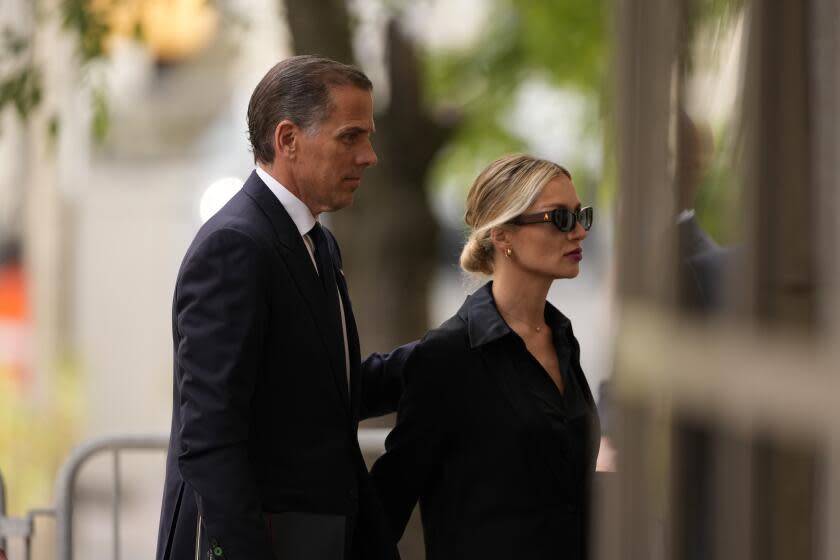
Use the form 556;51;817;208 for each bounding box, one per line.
676;208;696;225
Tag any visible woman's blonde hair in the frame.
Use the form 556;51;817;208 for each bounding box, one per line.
460;154;571;275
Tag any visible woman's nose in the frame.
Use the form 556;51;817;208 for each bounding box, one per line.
569;221;587;240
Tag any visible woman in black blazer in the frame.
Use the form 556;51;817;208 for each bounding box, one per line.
371;154;601;559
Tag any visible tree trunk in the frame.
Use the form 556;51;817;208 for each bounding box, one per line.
281;3;451;558
282;0;450;355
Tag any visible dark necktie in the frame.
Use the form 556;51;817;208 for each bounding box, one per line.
308;223;337;295
308;223;349;395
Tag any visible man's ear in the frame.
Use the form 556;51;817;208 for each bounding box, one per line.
274;120;298;159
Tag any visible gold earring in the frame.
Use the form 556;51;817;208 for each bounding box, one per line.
505;248;512;258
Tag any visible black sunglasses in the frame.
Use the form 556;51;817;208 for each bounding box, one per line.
507;206;593;232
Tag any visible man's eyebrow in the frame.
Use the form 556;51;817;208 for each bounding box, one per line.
337;125;374;135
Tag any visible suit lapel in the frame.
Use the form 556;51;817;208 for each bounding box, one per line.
478;340;570;486
242;172;351;415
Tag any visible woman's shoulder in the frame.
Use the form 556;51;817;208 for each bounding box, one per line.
416;313;471;357
403;314;472;383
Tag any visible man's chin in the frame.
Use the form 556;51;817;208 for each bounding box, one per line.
329;195;355;212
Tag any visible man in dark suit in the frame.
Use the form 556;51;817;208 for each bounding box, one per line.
679;208;730;312
676;110;731;314
156;55;412;560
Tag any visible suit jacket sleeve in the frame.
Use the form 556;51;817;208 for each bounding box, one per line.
370;342;449;539
358;341;417;419
174;228;274;560
322;225;416;420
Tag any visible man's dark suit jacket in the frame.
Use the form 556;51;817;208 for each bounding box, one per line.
371;283;601;560
680;214;730;312
156;171;411;560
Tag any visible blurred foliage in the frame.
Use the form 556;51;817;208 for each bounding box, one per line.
0;358;82;516
683;0;745;245
421;0;744;246
695;127;740;245
422;0;609;206
0;1;110;139
60;0;111;63
91;85;109;143
59;0;112;142
681;0;744;75
0;28;43;123
5;0;747;239
2;0;239;141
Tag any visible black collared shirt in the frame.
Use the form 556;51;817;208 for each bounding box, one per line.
372;281;601;560
519;309;593;492
463;282;599;493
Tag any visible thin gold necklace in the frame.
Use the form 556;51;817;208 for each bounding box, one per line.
501;310;547;333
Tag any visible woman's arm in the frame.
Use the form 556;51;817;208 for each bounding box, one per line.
369;341;453;540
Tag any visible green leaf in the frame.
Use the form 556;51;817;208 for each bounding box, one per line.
60;0;111;63
91;86;109;143
0;64;43;120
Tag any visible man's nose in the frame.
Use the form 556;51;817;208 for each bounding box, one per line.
358;140;378;167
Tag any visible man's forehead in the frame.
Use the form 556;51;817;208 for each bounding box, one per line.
323;86;374;127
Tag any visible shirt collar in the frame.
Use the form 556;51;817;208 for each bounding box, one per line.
255;166;317;236
676;208;696;225
458;281;571;349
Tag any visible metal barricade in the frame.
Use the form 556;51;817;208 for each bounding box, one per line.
0;430;389;559
52;430;387;560
0;509;55;560
0;468;55;560
53;434;170;560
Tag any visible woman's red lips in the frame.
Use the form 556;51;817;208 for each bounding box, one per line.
564;248;583;261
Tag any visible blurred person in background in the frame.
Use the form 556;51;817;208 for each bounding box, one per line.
677;110;731;313
156;55;414;560
371;154;601;559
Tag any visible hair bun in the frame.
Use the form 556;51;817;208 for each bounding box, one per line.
460;236;494;276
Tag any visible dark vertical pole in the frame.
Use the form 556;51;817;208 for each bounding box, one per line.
742;2;819;559
615;0;679;305
743;0;817;327
609;0;679;558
